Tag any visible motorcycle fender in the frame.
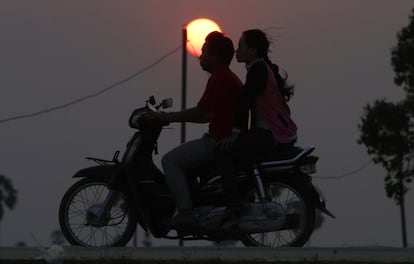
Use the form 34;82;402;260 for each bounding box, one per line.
305;180;336;219
73;165;119;179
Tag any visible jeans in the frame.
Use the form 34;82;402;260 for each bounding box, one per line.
161;134;216;211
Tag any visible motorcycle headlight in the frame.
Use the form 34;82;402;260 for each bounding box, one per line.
129;108;147;129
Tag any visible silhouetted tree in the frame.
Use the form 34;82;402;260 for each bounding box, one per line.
391;8;414;96
0;174;17;245
50;229;65;245
0;174;17;221
358;8;414;248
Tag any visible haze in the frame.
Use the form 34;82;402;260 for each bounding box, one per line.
0;1;413;247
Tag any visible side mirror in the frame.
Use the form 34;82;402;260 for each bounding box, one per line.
148;96;156;106
160;98;173;109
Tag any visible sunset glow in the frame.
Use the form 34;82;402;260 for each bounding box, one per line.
186;18;221;57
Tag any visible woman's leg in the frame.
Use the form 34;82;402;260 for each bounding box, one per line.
217;129;275;207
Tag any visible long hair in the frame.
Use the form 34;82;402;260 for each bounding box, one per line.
242;29;294;101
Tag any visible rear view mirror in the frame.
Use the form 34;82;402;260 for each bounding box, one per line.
161;98;173;109
148;96;156;106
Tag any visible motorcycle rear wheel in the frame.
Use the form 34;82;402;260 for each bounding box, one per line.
240;179;315;247
59;178;137;247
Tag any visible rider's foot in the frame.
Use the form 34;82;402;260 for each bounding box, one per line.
224;205;243;219
219;205;243;225
171;209;198;226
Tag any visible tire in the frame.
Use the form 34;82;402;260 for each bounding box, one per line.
59;177;138;247
240;179;315;247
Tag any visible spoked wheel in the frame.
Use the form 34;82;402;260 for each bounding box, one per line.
240;180;315;247
59;178;137;247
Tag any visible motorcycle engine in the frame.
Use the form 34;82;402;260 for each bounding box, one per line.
198;202;287;233
232;202;287;233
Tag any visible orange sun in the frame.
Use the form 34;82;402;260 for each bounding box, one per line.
186;18;222;57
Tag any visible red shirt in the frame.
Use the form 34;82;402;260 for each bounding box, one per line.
197;66;243;141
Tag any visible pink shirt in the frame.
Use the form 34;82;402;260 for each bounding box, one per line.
254;63;297;143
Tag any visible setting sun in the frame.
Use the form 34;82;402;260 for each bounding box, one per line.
186;18;221;57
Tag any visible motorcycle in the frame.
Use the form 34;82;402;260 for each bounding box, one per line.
59;96;334;247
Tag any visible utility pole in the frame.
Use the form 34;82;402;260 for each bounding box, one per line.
181;27;187;144
178;18;220;248
179;26;187;248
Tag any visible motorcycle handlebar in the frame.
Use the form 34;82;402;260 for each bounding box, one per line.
129;96;172;129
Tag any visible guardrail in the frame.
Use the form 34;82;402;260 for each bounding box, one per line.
1;246;414;264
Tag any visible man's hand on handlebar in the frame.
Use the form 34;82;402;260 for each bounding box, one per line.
143;112;170;126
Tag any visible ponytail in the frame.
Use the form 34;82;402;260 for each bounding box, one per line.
242;29;295;101
264;55;294;101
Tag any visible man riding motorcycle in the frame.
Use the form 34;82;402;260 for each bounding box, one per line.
146;31;243;225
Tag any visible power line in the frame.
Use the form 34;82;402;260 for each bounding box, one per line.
0;45;182;124
314;159;373;180
0;45;377;182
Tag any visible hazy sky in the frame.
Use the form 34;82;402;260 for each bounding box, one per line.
1;1;413;247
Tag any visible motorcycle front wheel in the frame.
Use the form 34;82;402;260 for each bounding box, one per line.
59;178;137;247
240;179;315;247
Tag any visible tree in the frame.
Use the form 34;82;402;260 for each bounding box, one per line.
358;8;414;248
391;8;414;96
0;174;17;245
0;174;17;221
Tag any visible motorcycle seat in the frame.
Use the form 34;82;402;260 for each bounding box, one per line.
189;146;315;179
256;146;315;168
